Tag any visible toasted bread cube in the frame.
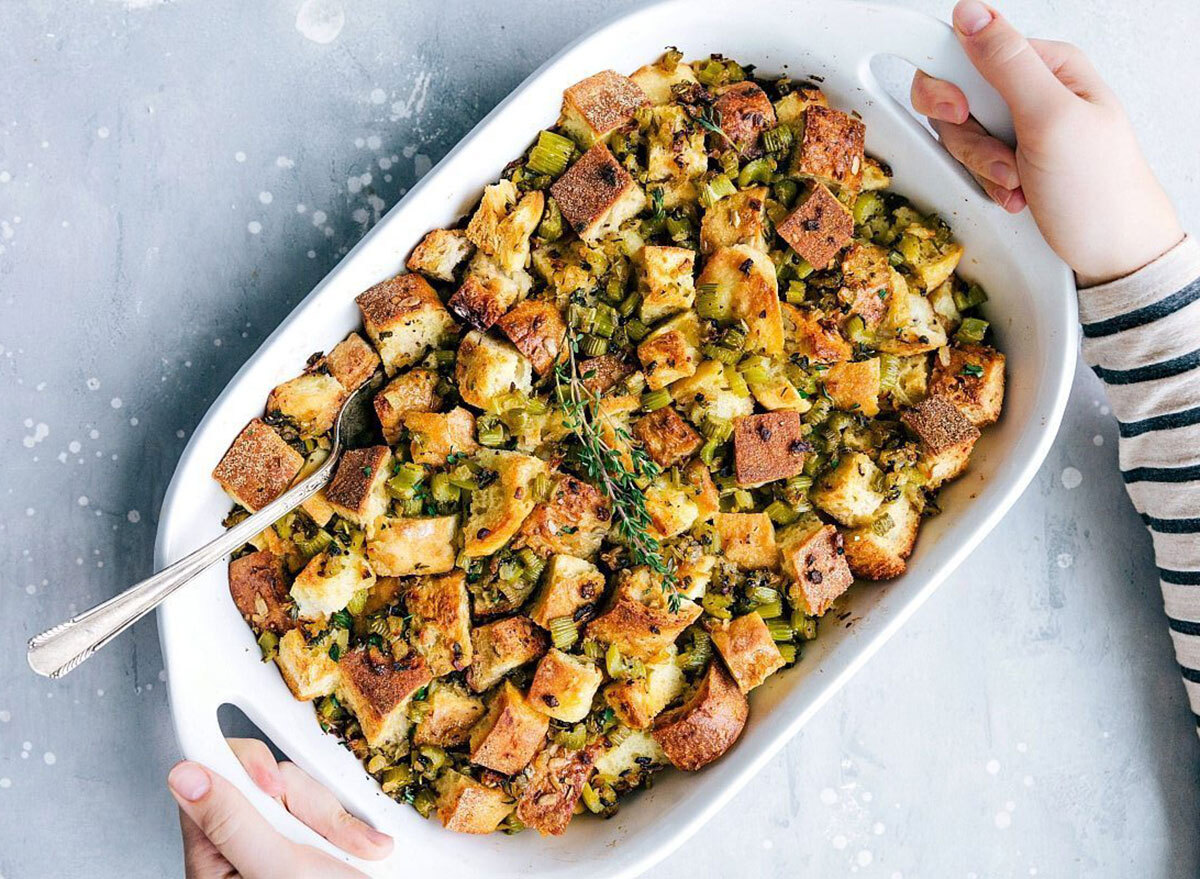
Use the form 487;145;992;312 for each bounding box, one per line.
733;411;809;487
631;60;699;105
823;358;882;416
465;181;544;275
275;628;340;700
550;144;646;243
462;449;547;558
405;406;480;466
861;155;892;191
299;488;336;528
638;245;696;324
586;568;702;661
929;280;963;334
644;477;701;540
902;394;981;488
839;242;896;328
560;70;649;148
450;251;534;331
776;183;854;270
878;289;948;356
695;245;784;355
892;353;931;406
684;460;721;522
213;419;304;512
529;554;606;630
530;238;602;300
773;84;828;126
469;681;549;774
455;330;534;412
604;647;686;729
897;223;964;291
516;742;603;836
792;105;865;191
495;299;567;375
407;570;473;676
929;344;1006;427
712;81;776;157
778;522;854;616
670;360;755;426
637;310;702;391
466;616;549;693
265;372;346;439
228;550;294;634
714;512;780;570
746;359;810;413
645;104;708;208
700;186;769;255
338;647;431;748
577;353;634;396
594;729;668;783
415;683;487;747
407;228;474;282
325;446;392;528
290;548;376;621
434;769;514;834
782;303;853;364
517;473;612;558
367;514;458;577
528;649;604;722
634;405;702;469
356;273;456;376
811;452;885;527
708;613;785;693
843;495;921;580
326;333;380;392
652;661;748;771
373;368;441;445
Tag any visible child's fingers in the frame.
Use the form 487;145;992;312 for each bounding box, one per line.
227;737;286;798
930;116;1021;189
910;71;969;124
1029;38;1114;105
277;761;395;861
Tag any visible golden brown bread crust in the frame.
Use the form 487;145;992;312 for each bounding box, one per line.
407;571;474;676
373;368;441;445
324;446;390;517
449;275;510;331
712;81;776;157
415;686;486;748
928;344;1006;427
732;411;808;487
843;497;921;580
652;661;748;771
562;70;649;141
550;144;635;237
633;406;702;469
823;358;882;417
839;242;893;328
780;523;854;616
901;394;981;454
684;459;721;521
338;647;432;746
405;406;480;466
794;105;865;191
577;354;634;396
355;272;444;331
516;473;612;558
495;299;567;375
325;332;380;392
228;550;294;634
407;228;474;283
714;512;780;570
637;319;700;390
699;186;768;254
434;770;514;834
468;681;549;775
212;418;304;512
526;649;603;722
466;615;549;693
781;303;853;364
585;572;702;661
775;183;854;270
515;741;604;835
707;612;785;693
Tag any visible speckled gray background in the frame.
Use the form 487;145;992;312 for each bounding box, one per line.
2;1;1199;877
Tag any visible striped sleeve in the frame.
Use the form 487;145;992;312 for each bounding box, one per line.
1079;235;1200;731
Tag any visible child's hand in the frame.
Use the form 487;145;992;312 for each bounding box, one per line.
911;0;1183;286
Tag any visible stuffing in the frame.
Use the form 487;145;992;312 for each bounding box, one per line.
528;554;606;630
494;298;567;375
699;186;769;255
901;394;981;488
683;459;721;521
645;104;708;208
449;251;534;331
585;567;702;661
878;290;949;356
407;228;475;283
652;661;748;771
604;647;686;729
462;449;548;558
228;550;294;634
275;628;340;701
811;452;885;527
324;445;392;529
530;238;605;301
861;155;892;191
777;522;854;616
289;548;376;621
337;647;432;748
637;310;702;390
745;359;810;413
414;683;487;748
515;742;604;836
712;81;776;157
405;406;480;465
527;648;604;722
577;353;634;396
212;418;304;512
638;245;697;324
897;224;964;291
465;180;544;275
714;512;780;570
560;69;649;148
822;358;882;416
373;368;442;445
265;372;346;439
466;615;549;693
892;353;931;406
407;570;474;677
550;144;646;243
631;60;699;105
633;405;702;469
516;472;612;558
356;273;457;375
325;332;381;392
468;680;550;774
707;612;785;692
928;344;1006;427
670;360;755;427
733;411;809;487
455;330;534;411
644;477;701;540
594;729;668;783
434;769;514;835
928;280;963;334
695;245;784;355
775;182;854;270
772;84;828;126
843;495;921;580
792;104;865;191
781;303;853;364
839;242;897;329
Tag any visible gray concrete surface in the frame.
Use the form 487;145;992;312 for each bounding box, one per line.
2;1;1199;876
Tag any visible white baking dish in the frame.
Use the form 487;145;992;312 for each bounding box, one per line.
156;2;1076;875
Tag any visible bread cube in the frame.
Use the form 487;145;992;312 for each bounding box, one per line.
455;330;534;411
228;550;294;634
414;683;486;747
515;742;603;836
773;84;828;126
466;615;549;693
517;473;612;558
812;452;885;527
712;81;776;157
289;548;376;621
746;359;809;413
407;570;473;677
461;449;547;558
373;368;441;445
669;359;755;426
494;298;567;375
684;459;721;522
792;105;865;191
700;186;769;255
928;343;1006;427
878;290;948;356
449;255;532;332
407;228;475;282
823;358;882;416
325;332;380;392
528;554;606;630
356;273;456;375
901;394;981;488
695;245;784;355
645;104;708;208
405;406;480;466
861;155;892;191
560;69;649;148
465;180;544;275
325;445;392;529
275;628;340;701
468;681;549;774
843;495;921;580
550;144;646;243
778;522;854;616
530;238;602;300
839;242;896;328
337;647;432;748
733;411;809;487
528;649;604;722
213;419;304;512
892;353;931;406
708;612;785;693
594;729;668;783
781;304;853;364
644;477;701;540
897;223;964;291
604;647;685;729
638;245;696;324
652;661;748;771
637;310;702;391
577;353;634;396
714;512;780;570
631;60;699;105
776;183;854;270
585;568;702;661
366;514;458;578
434;769;514;834
265;372;346;439
633;405;702;469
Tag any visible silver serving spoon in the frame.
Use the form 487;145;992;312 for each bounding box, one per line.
27;386;368;679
